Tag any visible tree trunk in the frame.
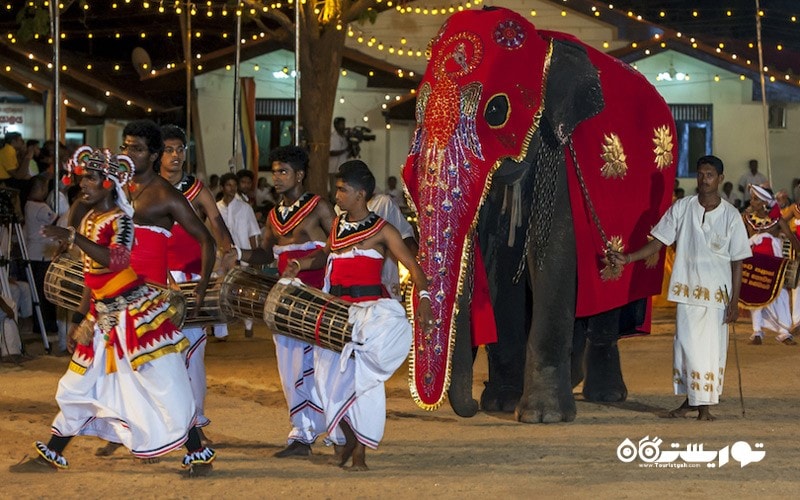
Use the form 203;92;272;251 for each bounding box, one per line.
299;23;347;198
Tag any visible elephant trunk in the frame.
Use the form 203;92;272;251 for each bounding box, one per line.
447;290;479;417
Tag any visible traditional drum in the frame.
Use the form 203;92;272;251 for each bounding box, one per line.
264;279;352;353
177;276;226;327
219;267;279;321
44;254;85;311
45;254;203;328
784;259;800;289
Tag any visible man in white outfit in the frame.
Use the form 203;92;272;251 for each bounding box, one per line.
609;155;751;421
217;172;261;338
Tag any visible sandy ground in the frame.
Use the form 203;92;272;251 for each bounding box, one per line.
0;307;797;498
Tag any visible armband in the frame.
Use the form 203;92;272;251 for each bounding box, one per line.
418;290;431;301
71;311;86;324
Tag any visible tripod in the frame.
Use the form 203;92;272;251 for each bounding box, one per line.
0;210;50;354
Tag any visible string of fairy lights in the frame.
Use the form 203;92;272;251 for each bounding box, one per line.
2;0;800;114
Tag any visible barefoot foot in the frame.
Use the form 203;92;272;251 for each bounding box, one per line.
342;442;368;471
697;405;717;421
667;398;698;418
95;442;123;457
328;444;351;466
196;427;213;447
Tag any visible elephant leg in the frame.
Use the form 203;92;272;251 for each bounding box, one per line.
480;215;529;412
516;167;577;423
571;319;587;388
482;287;527;412
447;290;479;417
581;308;628;402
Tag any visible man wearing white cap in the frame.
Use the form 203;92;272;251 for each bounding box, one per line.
743;184;800;345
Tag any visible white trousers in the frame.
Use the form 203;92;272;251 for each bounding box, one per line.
183;326;209;427
751;288;793;341
273;334;325;444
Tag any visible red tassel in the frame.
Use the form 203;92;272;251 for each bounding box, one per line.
74;165;84;175
61;175;71;186
102;179;113;189
128;182;136;192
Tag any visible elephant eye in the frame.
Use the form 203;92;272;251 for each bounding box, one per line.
484;94;510;128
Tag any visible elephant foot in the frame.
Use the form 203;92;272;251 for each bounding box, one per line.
582;341;627;402
480;382;521;413
515;365;576;423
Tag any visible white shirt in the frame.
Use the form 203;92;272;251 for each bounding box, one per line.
329;129;349;174
721;190;740;207
217;197;261;250
24;200;58;261
651;196;751;309
46;190;69;218
385;187;406;208
255;186;274;207
738;172;768;191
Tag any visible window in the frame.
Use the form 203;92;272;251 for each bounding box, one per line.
669;104;713;177
255;99;296;170
768;104;787;129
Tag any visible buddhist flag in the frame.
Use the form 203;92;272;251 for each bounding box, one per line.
239;77;258;175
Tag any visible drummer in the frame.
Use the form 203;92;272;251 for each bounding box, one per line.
160;124;236;444
283;160;434;470
744;185;800;345
238;145;334;458
96;120;219;465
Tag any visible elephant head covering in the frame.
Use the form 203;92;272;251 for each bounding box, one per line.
403;7;676;410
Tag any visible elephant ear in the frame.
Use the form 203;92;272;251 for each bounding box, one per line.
543;31;677;319
542;40;604;145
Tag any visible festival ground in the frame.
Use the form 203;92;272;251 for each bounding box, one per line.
1;307;797;498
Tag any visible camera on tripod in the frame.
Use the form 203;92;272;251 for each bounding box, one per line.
0;187;22;224
344;126;376;159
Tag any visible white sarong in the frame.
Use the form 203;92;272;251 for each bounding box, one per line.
171;270;210;427
673;303;727;406
314;298;412;449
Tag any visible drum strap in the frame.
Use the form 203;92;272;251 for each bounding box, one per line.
314;299;335;347
329;284;383;298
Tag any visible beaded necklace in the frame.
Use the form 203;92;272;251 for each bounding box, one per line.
744;210;778;232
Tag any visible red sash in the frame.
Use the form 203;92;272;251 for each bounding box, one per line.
329;254;385;303
276;244;326;289
167;175;203;275
131;226;169;286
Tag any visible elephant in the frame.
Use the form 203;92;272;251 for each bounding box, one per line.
402;7;676;422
